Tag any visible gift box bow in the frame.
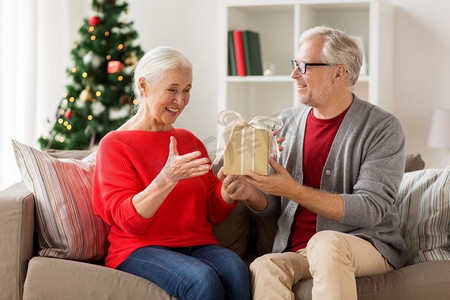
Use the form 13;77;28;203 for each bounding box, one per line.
212;110;283;170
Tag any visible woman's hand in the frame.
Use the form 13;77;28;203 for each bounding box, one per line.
160;136;210;184
218;168;246;201
133;136;210;218
217;167;267;207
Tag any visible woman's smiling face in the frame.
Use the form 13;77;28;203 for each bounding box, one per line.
144;66;192;131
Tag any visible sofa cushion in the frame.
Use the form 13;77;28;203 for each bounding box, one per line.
12;140;108;261
23;257;174;300
212;202;277;264
0;183;35;300
212;201;250;258
396;167;450;265
293;260;450;300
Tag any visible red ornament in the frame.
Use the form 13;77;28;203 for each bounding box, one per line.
89;16;102;26
64;109;73;119
108;60;125;74
119;94;131;104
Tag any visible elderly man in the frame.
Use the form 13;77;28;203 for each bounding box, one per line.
240;26;407;300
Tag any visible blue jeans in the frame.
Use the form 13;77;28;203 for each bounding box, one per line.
117;245;251;300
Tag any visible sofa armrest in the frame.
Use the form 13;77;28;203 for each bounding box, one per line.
0;182;35;300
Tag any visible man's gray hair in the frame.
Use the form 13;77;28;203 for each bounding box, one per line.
299;26;363;87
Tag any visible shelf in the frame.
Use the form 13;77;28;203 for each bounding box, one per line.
227;75;292;83
218;0;394;129
358;75;369;82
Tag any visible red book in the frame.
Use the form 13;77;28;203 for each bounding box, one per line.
233;30;247;76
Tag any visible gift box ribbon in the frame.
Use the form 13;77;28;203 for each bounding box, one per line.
212;110;283;173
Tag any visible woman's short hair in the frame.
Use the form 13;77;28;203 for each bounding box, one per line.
132;46;192;101
299;26;363;87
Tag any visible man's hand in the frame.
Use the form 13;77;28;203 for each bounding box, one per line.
273;130;285;152
245;156;297;199
246;156;344;222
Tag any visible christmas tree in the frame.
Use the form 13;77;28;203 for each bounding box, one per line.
39;0;144;150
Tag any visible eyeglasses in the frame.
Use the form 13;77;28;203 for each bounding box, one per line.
291;60;333;74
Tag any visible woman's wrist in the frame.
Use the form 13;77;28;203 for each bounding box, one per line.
220;184;236;205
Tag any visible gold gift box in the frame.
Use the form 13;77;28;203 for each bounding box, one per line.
214;110;283;176
223;125;270;175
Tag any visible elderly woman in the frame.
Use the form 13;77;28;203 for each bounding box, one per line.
92;46;251;299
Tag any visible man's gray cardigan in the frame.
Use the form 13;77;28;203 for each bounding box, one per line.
258;96;407;269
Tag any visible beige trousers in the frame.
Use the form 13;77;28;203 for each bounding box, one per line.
250;230;394;300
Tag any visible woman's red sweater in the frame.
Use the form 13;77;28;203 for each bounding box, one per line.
92;128;236;268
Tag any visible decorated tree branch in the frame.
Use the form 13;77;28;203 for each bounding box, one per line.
39;0;144;150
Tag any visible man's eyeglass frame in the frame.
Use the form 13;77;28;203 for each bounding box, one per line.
291;60;333;75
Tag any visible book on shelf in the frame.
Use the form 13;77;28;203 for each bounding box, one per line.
232;30;247;76
227;30;237;76
228;30;263;77
242;30;263;76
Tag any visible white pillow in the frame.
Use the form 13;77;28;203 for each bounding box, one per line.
396;167;450;265
12;140;108;261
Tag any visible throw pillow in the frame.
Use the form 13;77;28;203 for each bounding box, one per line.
405;153;425;172
396;167;450;265
12;140;108;261
46;148;95;160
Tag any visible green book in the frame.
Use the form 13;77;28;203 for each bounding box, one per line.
228;30;237;76
242;30;263;75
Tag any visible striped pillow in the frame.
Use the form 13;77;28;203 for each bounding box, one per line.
396;167;450;265
12;140;108;261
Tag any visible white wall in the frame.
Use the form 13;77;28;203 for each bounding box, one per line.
32;0;220;152
126;0;219;154
0;0;88;191
391;0;450;168
2;0;448;190
125;0;450;168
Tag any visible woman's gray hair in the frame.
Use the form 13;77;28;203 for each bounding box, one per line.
299;26;362;87
132;46;192;105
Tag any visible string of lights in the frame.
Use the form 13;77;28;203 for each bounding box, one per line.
39;0;144;150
